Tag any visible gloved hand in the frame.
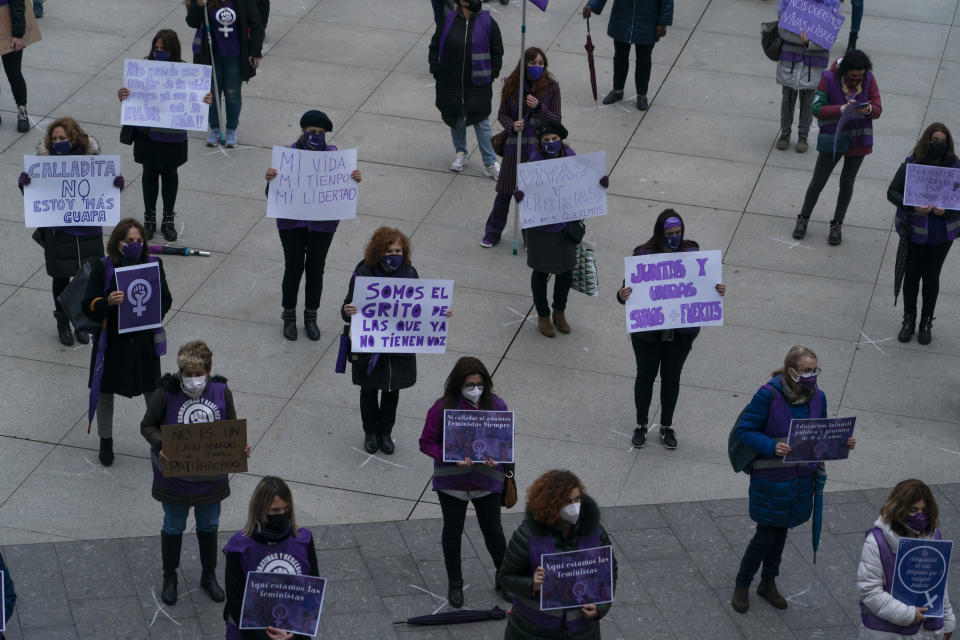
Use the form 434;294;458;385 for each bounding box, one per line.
599;175;609;188
114;175;125;190
513;189;525;203
18;171;30;190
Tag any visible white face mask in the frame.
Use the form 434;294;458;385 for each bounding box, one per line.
182;375;207;398
559;502;581;524
462;386;483;404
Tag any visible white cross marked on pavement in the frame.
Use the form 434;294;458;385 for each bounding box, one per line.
501;306;537;326
351;447;406;468
582;94;639;112
409;583;472;614
608;429;636;452
768;236;815;251
149;586;182;627
858;331;895;355
785;586;810;607
203;144;256;157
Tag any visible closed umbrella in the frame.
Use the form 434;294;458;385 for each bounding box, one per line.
812;462;827;564
893;221;911;305
394;606;507;626
585;17;598;110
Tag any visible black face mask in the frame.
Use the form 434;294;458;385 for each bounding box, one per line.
929;140;949;160
463;0;482;13
260;512;292;540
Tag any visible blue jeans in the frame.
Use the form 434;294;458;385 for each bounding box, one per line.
209;55;243;130
850;0;863;32
162;501;221;535
451;116;497;167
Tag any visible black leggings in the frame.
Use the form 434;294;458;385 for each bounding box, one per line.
278;227;335;310
903;241;952;317
141;165;179;214
52;276;69;313
531;270;572;317
2;50;26;106
799;152;865;224
612;41;654;96
630;333;693;427
437;491;506;584
736;525;788;588
359;388;399;435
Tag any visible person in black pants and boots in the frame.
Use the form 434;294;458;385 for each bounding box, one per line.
616;210;725;450
888;123;960;346
2;0;31;132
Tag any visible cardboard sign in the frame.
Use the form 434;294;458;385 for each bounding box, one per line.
891;538;953;618
266;146;359;221
518;151;607;230
121;59;212;131
784;417;855;463
115;262;162;334
442;410;515;463
350;277;452;354
240;572;326;636
0;3;41;56
22;154;123;228
161;419;247;477
904;164;960;210
779;0;845;50
623;250;723;333
540;545;614;611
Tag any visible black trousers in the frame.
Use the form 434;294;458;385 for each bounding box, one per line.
531;270;572;317
736;524;788;588
903;241;952;318
612;40;654;96
52;276;69;313
141;165;179;214
278;227;335;310
2;50;26;106
799;152;865;224
437;491;506;584
630;333;693;427
359;388;400;435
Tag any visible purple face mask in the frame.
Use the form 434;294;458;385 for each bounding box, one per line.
905;512;928;533
792;371;818;391
121;240;143;261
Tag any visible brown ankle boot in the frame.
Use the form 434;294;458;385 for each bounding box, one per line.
757;578;788;609
552;309;570;334
537;315;556;338
731;586;749;613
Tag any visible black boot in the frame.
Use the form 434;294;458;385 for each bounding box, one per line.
363;432;379;454
303;309;321;341
448;579;464;608
161;211;178;242
54;311;73;346
897;313;916;343
75;327;91;344
144;211;156;240
281;308;297;341
379;429;395;455
98;437;114;467
918;315;934;345
494;575;512;603
197;531;226;602
160;531;182;606
828;221;842;245
847;30;858;52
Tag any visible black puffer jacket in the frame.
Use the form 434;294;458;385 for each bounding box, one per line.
8;0;25;38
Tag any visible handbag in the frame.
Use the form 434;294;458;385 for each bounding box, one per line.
563;219;586;245
571;240;599;297
119;125;136;145
335;324;350;374
501;464;517;508
55;260;101;334
491;130;508;156
761;20;782;62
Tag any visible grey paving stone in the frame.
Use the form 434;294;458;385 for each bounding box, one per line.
322;579;386;617
600;504;669;532
658;501;732;553
608;603;675;640
57;539;137;601
18;628;80;640
611;528;689;562
349;521;409;559
366;554;426;597
0;544;73;629
321;610;401;640
315;548;371;582
70;596;149;640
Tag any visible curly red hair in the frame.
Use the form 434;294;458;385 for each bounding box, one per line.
526;469;585;529
364;226;411;270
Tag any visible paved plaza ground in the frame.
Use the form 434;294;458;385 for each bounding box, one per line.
0;0;959;637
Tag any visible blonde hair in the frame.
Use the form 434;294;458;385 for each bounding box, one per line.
177;340;212;373
771;345;818;394
243;476;299;537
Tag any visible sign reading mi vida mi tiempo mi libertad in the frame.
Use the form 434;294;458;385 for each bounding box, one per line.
779;0;845;50
161;419;248;478
22;155;122;228
266;146;359;221
623;250;723;333
240;572;326;636
517;151;608;230
904;164;960;210
540;545;614;611
350;277;453;354
121;59;212;131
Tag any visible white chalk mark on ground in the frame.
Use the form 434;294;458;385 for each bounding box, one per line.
786;586;810;607
582;94;638;111
858;332;894;355
409;583;472;614
351;447;406;468
938;447;960;456
47;456;111;478
608;429;636;452
203;144;257;157
501;306;536;326
768;236;815;251
149;586;182;627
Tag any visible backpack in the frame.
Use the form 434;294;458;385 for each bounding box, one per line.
728;384;775;473
761;20;782;62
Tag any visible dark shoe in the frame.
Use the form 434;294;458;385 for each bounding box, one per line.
918;315;934;345
197;531;226;603
160;531;182;606
303;309;321;341
659;426;678;450
795;137;808;153
54;311;73;346
897;313;916;343
552;309;571;334
75;328;91;344
731;586;749;613
144;211;156;241
792;216;808;240
637;95;649;110
847;30;858;52
537;315;556;338
98;437;114;466
379;432;395;455
33;1;42;18
828;221;842;245
281;309;297;341
448;580;464;608
500;0;509;4
602;90;623;105
363;432;379;454
631;426;647;448
757;578;788;609
161;212;178;242
776;134;790;150
16;105;29;133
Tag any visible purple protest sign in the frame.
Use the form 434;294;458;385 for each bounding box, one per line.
904;164;960;210
350;277;453;354
239;572;326;637
442;410;515;463
779;0;845;50
528;0;548;11
783;416;855;463
892;538;953;618
540;545;613;611
114;262;162;334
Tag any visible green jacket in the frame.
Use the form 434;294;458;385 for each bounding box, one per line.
497;495;617;640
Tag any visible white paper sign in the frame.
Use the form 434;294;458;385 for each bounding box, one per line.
518;151;607;229
266;146;359;221
23;154;122;228
623;250;723;333
351;277;453;354
121;59;212;131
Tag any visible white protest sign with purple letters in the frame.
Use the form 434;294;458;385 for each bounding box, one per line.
779;0;845;50
351;277;453;354
266;146;359;222
904;164;960;210
121;59;212;131
624;250;723;333
517;151;607;229
23;154;122;228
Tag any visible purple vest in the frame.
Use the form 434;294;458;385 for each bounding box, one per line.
438;10;493;87
818;69;874;153
860;527;944;634
431;397;508;494
503;88;553;158
778;41;829;73
750;384;823;482
144;127;189;144
275;141;341;233
511;526;602;633
895;155;960;245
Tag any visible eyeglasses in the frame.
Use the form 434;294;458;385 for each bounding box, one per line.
463;383;484;391
794;367;821;376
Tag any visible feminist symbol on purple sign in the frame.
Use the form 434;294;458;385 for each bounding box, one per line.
573;581;588;603
813;442;828;458
127;278;153;317
272;605;288;627
472;440;487;457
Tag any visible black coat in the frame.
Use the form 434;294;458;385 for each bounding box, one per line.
428;10;503;127
40;230;104;279
341;260;418;391
186;0;264;82
8;0;25;38
82;257;173;397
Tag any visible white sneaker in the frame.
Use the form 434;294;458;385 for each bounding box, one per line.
483;161;500;180
450;152;467;172
480;238;494;248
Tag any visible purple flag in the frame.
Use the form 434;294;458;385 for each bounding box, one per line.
783;416;855;463
540;545;614;611
529;0;548;11
115;262;162;334
442;410;515;463
240;572;326;636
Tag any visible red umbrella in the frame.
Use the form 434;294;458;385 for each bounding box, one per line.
585;16;598;110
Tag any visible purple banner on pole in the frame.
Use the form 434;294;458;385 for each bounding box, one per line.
779;0;845;50
528;0;548;11
239;572;326;637
783;416;855;463
540;545;613;611
114;262;162;335
904;164;960;210
892;538;953;618
442;410;515;463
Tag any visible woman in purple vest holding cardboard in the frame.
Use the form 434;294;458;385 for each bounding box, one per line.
140;340;250;607
223;476;320;640
858;479;955;638
498;470;617;640
418;356;509;609
888;123;959;346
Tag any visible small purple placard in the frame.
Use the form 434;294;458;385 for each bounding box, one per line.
115;262;162;335
904;164;960;210
442;410;514;463
783;417;855;463
239;572;326;637
540;545;614;611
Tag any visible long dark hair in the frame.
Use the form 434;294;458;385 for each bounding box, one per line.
106;218;149;264
148;29;184;63
912;122;955;164
501;47;551;103
442;357;494;410
638;209;696;254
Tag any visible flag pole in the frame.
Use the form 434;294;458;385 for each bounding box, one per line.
203;8;227;145
512;0;527;256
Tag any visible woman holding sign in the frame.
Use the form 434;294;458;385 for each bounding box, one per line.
498;469;617;639
858;479;955;638
82;218;172;467
887;123;959;346
418;357;510;608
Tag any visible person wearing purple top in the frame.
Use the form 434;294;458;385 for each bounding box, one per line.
0;0;31;132
265;110;362;341
140;340;252;607
419;357;510;609
118;30;213;242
